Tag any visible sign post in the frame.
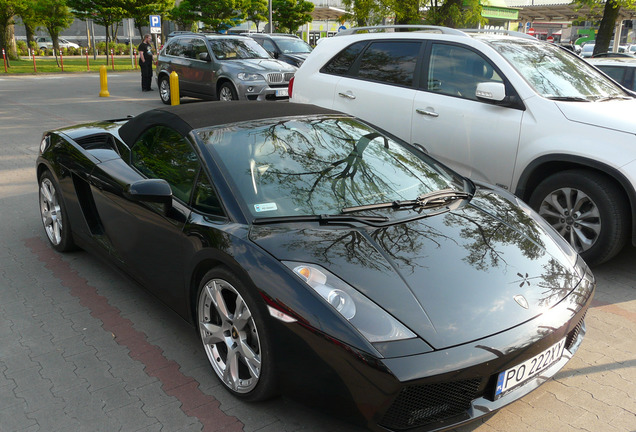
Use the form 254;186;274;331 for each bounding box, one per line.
150;15;161;51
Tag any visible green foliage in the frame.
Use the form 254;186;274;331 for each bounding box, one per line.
272;0;314;33
188;0;245;32
32;0;75;55
341;0;390;26
244;0;268;31
169;0;197;30
424;0;486;27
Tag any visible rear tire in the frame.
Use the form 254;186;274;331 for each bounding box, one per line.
38;170;76;252
528;170;629;266
159;76;171;105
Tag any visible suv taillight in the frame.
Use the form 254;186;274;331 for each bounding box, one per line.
288;76;294;99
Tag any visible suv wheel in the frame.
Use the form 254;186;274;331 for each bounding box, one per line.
159;76;171;105
218;83;238;101
529;170;629;266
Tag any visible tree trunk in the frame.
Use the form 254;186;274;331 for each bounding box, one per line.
594;0;620;56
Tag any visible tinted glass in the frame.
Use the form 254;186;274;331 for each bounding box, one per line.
428;44;502;100
191;38;208;60
199;116;466;218
488;38;625;99
131;126;200;203
166;38;190;57
357;41;420;86
209;38;270;59
322;41;367;75
275;38;312;54
192;172;224;216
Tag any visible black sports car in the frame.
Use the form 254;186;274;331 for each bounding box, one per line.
36;101;594;431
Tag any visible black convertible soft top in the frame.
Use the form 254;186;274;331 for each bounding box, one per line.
118;101;342;147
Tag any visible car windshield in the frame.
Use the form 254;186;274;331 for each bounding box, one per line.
209;38;270;59
275;38;312;54
488;39;625;100
199;116;467;218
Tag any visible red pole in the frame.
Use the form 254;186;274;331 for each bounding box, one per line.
60;50;64;72
2;49;7;73
111;49;115;70
85;48;90;71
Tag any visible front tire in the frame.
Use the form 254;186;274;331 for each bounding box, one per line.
217;82;238;101
39;170;76;252
528;170;629;266
159;76;171;105
196;267;276;401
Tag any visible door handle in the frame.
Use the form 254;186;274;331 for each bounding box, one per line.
416;108;439;117
338;91;356;100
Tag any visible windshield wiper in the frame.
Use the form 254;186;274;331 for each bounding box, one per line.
341;188;472;214
252;214;389;227
547;96;590;102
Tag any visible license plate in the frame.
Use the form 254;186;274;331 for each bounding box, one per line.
276;89;289;97
495;337;566;399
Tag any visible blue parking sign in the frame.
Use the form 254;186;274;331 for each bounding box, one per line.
150;15;161;34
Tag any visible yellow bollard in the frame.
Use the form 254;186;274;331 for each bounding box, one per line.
170;71;180;106
99;65;110;97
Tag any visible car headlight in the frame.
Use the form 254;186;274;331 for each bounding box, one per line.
283;262;416;343
237;72;264;81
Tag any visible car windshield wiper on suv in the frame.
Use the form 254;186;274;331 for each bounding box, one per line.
546;96;591;102
341;188;472;214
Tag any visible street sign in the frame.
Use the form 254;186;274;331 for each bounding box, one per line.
150;15;161;34
527;27;535;36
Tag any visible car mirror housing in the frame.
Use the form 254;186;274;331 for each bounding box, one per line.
475;82;506;102
125;179;173;204
199;52;211;62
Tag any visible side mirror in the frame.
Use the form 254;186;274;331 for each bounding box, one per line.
475;82;506;102
198;52;211;62
125;179;172;205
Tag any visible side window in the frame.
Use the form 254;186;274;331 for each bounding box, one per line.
191;38;208;60
168;38;190;58
321;41;367;75
192;172;224;216
131;126;200;203
262;39;277;53
357;41;420;86
427;44;503;100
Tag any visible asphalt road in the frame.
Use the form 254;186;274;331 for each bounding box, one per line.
1;71;635;432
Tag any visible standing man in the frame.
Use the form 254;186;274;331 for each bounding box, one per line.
138;34;154;91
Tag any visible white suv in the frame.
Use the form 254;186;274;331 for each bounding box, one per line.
289;26;636;266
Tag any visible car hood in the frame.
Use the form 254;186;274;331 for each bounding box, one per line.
249;187;582;350
226;58;296;73
556;98;636;134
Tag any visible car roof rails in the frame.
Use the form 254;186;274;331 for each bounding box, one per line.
460;29;537;40
336;25;467;37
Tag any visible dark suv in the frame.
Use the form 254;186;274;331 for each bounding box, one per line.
156;33;296;103
247;33;313;67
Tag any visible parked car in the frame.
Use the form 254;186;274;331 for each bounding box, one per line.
36;101;593;432
289;25;636;266
580;42;595;57
155;32;296;103
36;36;80;50
247;33;313;66
588;57;636;91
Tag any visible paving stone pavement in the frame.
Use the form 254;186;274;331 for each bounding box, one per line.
1;72;635;432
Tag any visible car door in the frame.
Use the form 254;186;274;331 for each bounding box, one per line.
411;42;524;189
164;37;195;93
331;40;422;144
187;37;217;98
89;125;199;306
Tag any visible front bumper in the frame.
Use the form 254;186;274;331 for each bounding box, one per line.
274;269;594;432
235;81;290;101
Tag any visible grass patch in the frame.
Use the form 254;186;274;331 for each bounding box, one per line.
1;56;139;74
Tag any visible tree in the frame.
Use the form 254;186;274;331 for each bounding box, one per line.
18;0;41;47
272;0;314;33
188;0;245;33
385;0;421;25
576;0;632;55
244;0;268;31
0;0;25;61
67;0;128;63
123;0;174;42
169;0;197;31
424;0;485;28
341;0;389;27
32;0;74;65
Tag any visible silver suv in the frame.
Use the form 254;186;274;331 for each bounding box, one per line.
156;33;296;103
